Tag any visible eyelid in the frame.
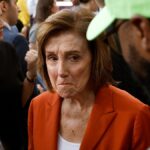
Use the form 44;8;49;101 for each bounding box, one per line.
46;53;58;61
68;54;81;61
67;51;81;55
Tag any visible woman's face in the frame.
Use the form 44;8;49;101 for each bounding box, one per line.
45;31;92;98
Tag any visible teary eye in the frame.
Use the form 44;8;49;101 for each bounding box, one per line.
68;54;81;62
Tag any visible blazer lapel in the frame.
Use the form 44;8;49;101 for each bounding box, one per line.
44;93;62;150
80;85;117;150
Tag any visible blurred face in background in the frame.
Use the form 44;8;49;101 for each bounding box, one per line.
117;17;150;77
1;0;19;25
7;0;19;25
45;31;92;98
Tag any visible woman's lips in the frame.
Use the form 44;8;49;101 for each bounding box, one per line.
58;83;72;85
57;83;72;86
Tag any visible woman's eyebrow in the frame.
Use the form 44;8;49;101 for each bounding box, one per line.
65;50;81;54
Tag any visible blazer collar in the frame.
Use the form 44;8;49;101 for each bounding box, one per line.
45;93;61;150
47;85;117;150
80;85;117;150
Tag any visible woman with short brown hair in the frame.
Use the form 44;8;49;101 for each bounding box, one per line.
28;8;150;150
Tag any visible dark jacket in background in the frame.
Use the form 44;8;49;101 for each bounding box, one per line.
111;50;150;105
0;41;24;150
3;26;28;77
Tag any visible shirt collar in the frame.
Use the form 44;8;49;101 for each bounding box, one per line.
1;20;12;31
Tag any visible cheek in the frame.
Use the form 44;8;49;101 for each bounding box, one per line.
46;65;57;86
73;63;91;87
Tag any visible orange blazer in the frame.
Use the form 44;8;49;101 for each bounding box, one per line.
28;85;150;150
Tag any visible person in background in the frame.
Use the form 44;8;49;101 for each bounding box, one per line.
0;40;24;150
17;0;30;38
28;8;150;150
0;41;38;150
0;0;28;76
87;0;150;105
27;0;38;25
0;29;38;150
0;0;39;104
0;1;38;149
0;5;18;150
77;0;98;14
29;0;58;49
17;0;30;27
27;0;59;92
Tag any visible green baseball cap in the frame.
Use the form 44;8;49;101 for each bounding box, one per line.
87;0;150;41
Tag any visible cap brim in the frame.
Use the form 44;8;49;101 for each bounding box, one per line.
86;6;115;41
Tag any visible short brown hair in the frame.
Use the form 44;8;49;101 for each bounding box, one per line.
37;8;113;92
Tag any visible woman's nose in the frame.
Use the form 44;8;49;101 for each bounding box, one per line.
58;61;68;78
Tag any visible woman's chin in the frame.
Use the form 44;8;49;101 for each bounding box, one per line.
58;92;76;99
56;88;77;98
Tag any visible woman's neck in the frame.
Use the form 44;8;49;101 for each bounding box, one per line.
59;91;95;142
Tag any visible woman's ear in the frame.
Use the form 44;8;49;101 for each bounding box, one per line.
130;16;150;51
